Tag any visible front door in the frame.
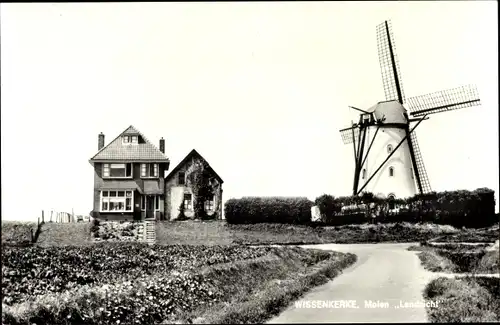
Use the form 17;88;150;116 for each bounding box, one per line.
146;195;155;219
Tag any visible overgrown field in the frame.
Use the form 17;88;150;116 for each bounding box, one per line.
423;276;500;322
156;221;469;246
3;220;497;247
409;241;499;274
1;244;356;324
1;221;37;247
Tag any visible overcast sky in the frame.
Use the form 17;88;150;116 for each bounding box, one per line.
1;1;498;221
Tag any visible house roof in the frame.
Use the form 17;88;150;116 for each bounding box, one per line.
165;149;224;184
89;125;169;163
100;181;141;191
143;180;163;195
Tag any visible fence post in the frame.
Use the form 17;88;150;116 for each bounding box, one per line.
42;210;45;224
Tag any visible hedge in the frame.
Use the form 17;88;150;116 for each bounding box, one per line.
315;188;497;228
225;197;314;224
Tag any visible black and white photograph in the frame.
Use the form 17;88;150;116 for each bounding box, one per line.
1;1;498;324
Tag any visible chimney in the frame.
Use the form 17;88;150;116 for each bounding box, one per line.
98;132;105;150
159;137;165;153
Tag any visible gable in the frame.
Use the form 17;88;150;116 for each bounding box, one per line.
90;125;169;162
165;149;223;184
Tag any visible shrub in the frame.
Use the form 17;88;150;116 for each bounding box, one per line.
225;197;314;224
315;188;496;228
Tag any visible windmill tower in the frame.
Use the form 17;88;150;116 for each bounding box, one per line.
339;20;481;199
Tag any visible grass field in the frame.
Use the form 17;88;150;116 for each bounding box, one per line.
1;221;37;247
424;276;499;322
412;236;499;322
409;241;499;274
2;220;497;247
141;221;470;246
1;244;356;325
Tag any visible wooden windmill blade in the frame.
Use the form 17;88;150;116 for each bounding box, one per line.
377;20;406;104
407;84;481;117
339;125;359;145
408;130;432;194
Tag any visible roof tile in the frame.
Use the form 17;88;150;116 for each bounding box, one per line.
90;125;169;162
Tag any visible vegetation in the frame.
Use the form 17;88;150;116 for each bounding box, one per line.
315;188;497;228
1;244;273;306
411;241;499;274
1;221;37;247
225;197;314;224
3;219;496;247
185;159;218;220
1;244;355;325
423;276;499;322
37;222;92;247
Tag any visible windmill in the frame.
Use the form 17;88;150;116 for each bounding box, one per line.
339;20;481;199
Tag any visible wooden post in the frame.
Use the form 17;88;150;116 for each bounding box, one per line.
42;210;45;224
72;208;75;223
50;210;53;223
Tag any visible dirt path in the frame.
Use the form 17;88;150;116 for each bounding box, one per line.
267;243;436;323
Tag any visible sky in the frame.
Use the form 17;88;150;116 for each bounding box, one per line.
1;1;498;221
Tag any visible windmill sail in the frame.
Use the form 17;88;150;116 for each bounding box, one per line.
406;85;481;117
340;126;360;145
377;20;406;104
409;131;432;193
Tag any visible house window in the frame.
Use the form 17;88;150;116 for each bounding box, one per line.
389;166;394;177
140;163;159;178
178;172;185;185
123;135;139;144
205;195;215;211
362;169;366;180
184;193;192;210
387;144;393;154
103;163;132;178
101;190;133;212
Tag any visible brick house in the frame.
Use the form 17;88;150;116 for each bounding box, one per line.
164;149;224;220
89;126;170;221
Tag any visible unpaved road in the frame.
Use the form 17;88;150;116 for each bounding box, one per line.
267;243;439;323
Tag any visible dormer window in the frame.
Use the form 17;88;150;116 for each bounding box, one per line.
123;135;139;144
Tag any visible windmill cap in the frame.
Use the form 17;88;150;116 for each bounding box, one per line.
367;100;408;124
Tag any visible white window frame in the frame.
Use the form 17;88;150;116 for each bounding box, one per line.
122;135;139;145
100;190;134;212
140;163;159;178
184;193;192;210
102;163;133;179
204;195;215;211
